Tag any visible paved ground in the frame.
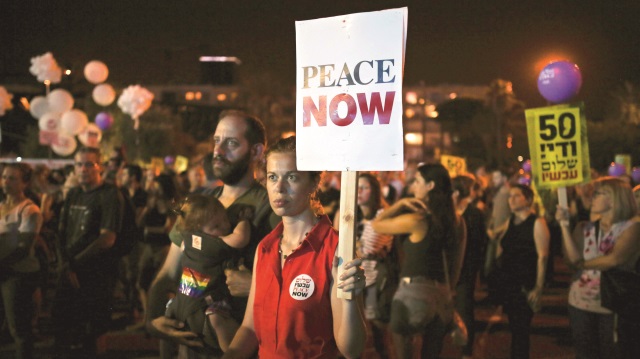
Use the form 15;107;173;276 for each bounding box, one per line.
1;257;575;358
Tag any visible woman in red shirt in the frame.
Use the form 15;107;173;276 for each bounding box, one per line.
223;136;366;359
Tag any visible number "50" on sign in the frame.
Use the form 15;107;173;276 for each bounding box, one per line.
538;112;576;141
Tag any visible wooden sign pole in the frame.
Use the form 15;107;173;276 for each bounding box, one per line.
557;186;568;218
337;170;358;299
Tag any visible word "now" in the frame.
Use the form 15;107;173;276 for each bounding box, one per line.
302;92;395;127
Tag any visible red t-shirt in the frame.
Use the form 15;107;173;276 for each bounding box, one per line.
253;215;339;358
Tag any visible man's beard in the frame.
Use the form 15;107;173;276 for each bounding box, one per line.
212;151;251;185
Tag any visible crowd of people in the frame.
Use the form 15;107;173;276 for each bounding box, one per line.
0;109;639;359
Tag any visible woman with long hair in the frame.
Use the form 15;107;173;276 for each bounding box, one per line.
556;177;640;358
488;184;550;359
223;136;366;358
371;163;466;358
335;172;395;358
0;163;43;359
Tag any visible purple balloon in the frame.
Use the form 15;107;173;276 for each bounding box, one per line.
607;163;627;177
522;160;532;173
632;167;640;184
537;61;582;103
518;175;531;186
164;156;175;165
95;112;114;130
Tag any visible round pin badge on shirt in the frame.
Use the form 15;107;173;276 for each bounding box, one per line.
289;274;315;300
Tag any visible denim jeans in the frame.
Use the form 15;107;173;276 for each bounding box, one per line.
567;305;618;359
0;271;39;359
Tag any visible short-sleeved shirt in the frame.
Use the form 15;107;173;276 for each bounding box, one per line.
253;216;339;358
60;183;123;269
0;199;43;273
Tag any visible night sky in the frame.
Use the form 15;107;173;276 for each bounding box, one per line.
2;0;640;118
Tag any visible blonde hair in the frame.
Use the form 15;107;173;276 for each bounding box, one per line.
594;177;638;223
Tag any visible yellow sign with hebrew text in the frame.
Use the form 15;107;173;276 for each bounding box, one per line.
525;103;591;188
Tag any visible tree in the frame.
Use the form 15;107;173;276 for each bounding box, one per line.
436;98;489;165
436;79;527;168
586;82;640;171
484;79;526;167
613;81;640;126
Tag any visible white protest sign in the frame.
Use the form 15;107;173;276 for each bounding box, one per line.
295;8;407;171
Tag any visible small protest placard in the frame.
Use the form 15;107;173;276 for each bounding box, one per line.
441;154;467;178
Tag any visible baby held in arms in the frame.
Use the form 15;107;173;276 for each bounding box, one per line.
165;194;251;354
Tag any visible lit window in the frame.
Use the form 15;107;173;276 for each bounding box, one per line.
404;133;423;145
217;93;227;102
405;92;417;104
405;108;415;118
185;92;194;101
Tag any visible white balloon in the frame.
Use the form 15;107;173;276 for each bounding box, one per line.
78;123;103;148
60;109;89;135
47;89;74;114
84;60;109;84
38;112;61;132
51;133;77;156
92;84;116;106
29;96;50;119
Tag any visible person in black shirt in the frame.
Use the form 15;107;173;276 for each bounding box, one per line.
452;174;488;359
53;147;124;357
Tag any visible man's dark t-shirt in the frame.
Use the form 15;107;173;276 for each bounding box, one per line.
60;183;123;269
131;187;148;210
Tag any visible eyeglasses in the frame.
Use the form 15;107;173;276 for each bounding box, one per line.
74;161;98;168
